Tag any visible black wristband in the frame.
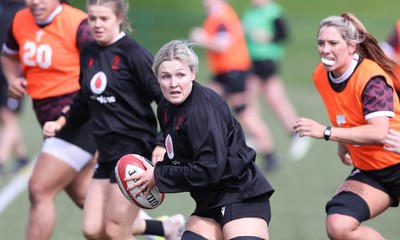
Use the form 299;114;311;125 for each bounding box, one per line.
324;126;332;141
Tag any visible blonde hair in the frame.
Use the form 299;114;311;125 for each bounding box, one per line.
152;40;199;75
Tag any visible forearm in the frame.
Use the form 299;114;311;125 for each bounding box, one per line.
329;124;387;145
1;52;21;84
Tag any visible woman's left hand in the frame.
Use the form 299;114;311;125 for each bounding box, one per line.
384;128;400;154
338;143;353;166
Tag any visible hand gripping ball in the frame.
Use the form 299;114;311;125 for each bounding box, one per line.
115;154;165;209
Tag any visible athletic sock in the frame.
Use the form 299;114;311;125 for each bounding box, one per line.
144;219;165;236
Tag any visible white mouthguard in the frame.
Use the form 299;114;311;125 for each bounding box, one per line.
321;57;335;66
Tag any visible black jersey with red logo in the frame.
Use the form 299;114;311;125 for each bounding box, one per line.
66;33;162;162
155;81;274;211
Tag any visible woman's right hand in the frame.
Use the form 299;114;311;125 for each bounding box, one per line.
43;121;62;138
8;77;27;99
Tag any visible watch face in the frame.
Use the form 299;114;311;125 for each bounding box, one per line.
324;127;331;140
325;129;331;135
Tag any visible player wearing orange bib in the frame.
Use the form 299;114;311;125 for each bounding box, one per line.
294;13;400;240
314;58;400;170
10;4;86;99
189;0;279;172
380;19;400;94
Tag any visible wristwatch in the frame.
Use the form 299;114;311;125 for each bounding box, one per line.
324;126;332;141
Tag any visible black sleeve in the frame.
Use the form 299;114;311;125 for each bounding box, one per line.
3;23;19;52
155;99;230;192
154;132;164;147
64;53;91;129
272;16;288;43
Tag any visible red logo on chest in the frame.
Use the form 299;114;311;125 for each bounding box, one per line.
111;55;121;69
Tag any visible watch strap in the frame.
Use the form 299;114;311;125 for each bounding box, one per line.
324;126;332;141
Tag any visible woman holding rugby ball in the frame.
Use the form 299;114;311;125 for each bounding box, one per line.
127;39;274;240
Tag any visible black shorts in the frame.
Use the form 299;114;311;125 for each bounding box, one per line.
33;92;78;126
347;164;400;207
0;74;23;113
33;91;97;155
213;70;248;94
192;193;271;227
56;120;97;155
93;160;118;183
251;60;279;80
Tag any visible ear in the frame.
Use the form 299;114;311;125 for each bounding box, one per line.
117;14;124;26
349;42;357;55
191;67;197;81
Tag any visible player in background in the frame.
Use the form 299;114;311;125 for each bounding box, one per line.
242;0;312;162
189;0;279;172
0;0;29;176
294;13;400;240
379;19;400;97
42;0;184;239
126;39;274;240
2;0;182;239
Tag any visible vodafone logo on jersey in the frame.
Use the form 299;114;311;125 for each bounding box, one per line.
90;71;107;94
166;134;181;165
166;134;174;159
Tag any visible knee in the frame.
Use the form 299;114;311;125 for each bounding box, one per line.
325;191;369;239
83;230;104;240
70;193;85;209
104;221;128;240
325;215;348;240
83;224;105;240
28;177;50;204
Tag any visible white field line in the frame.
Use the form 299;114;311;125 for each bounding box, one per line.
0;157;36;214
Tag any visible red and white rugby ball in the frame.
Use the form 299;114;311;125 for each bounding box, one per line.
115;154;165;209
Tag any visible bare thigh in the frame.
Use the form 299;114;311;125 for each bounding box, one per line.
104;184;140;237
29;152;79;197
65;153;98;208
185;215;223;240
337;180;392;218
83;179;110;235
223;217;269;240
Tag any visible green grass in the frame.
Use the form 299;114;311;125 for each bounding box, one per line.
1;0;400;239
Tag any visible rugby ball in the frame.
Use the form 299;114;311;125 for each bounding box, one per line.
115;154;165;209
